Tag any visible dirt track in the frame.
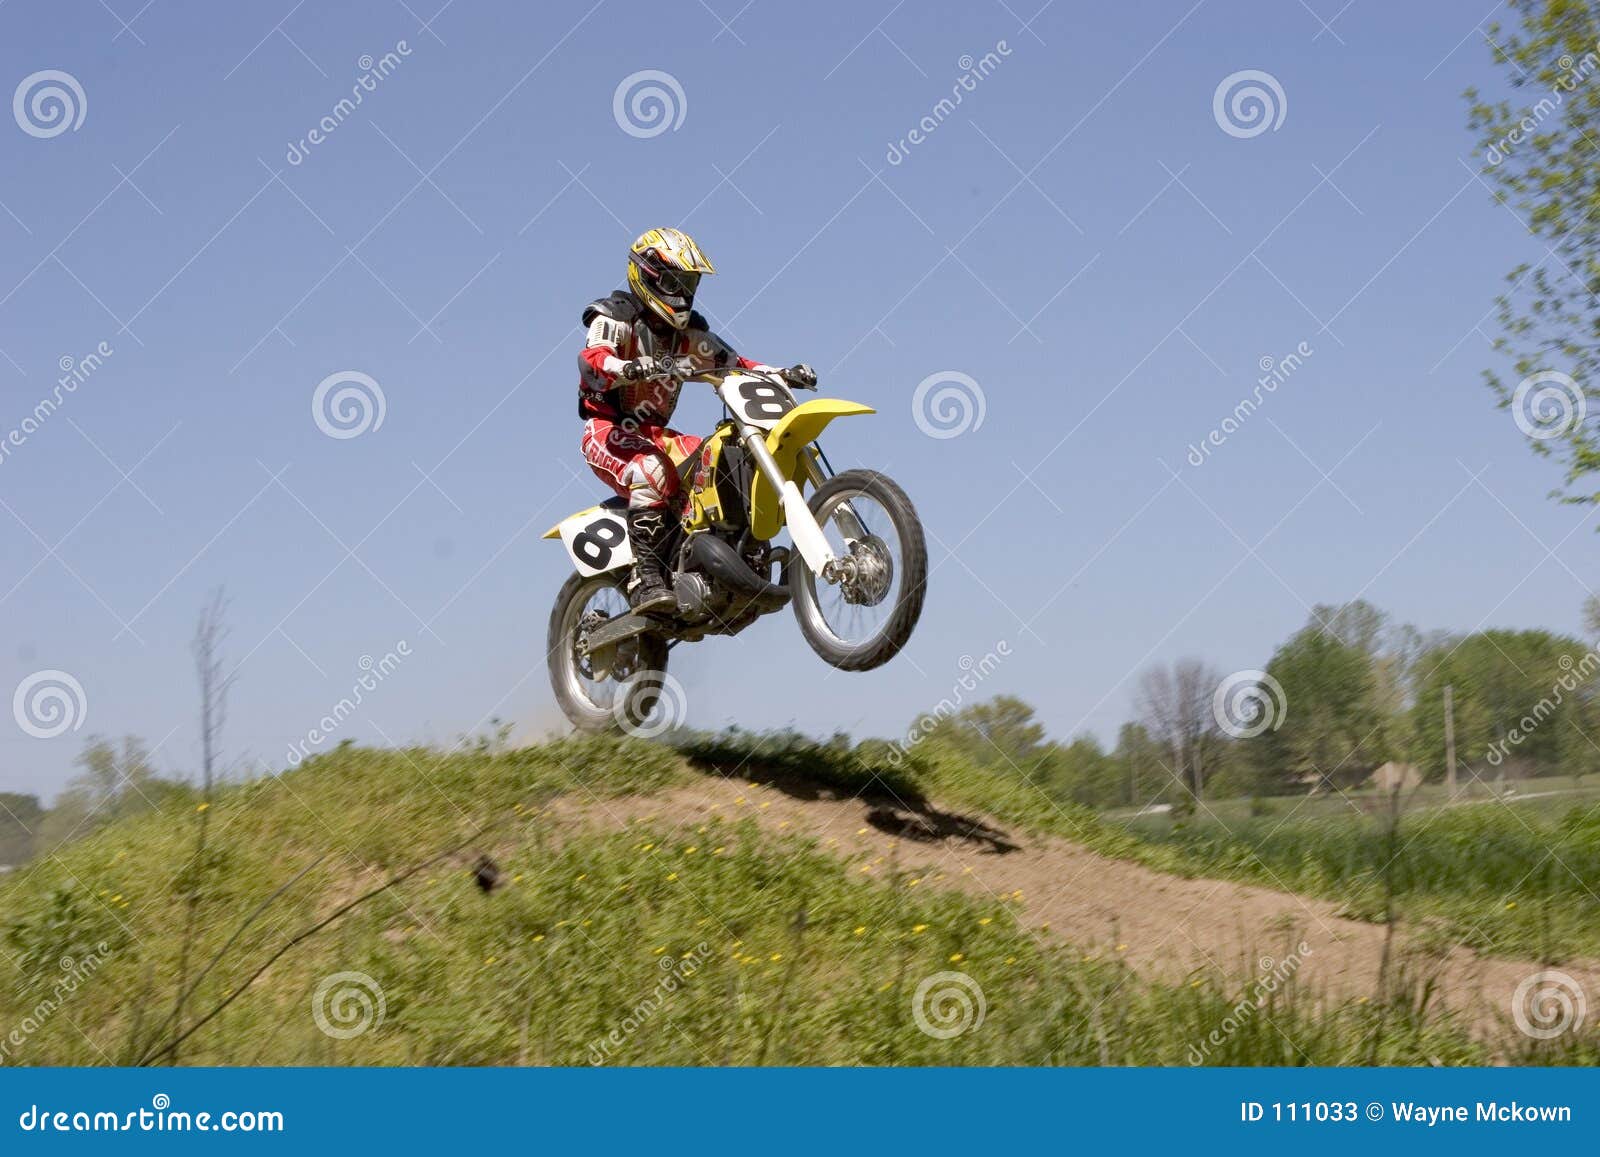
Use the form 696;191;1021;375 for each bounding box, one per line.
550;769;1600;1035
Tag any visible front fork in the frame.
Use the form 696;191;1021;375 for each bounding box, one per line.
737;426;862;581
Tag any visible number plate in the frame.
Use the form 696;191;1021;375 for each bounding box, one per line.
719;373;796;430
557;507;634;577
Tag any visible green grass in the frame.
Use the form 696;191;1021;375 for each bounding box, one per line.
2;735;1594;1066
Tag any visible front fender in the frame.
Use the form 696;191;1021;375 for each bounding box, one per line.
749;397;874;541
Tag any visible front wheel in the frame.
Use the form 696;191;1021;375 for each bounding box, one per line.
790;468;927;672
547;571;670;733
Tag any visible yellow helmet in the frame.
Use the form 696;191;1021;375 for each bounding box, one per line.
627;227;715;330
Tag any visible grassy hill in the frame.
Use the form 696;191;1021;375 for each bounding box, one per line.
2;735;1594;1066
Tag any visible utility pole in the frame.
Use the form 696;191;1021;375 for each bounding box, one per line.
1443;684;1458;799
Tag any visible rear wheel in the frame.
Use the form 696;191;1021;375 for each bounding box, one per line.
790;468;927;672
547;571;670;733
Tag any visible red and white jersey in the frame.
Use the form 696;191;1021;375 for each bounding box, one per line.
577;290;765;424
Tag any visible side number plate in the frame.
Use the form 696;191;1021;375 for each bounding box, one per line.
558;507;634;577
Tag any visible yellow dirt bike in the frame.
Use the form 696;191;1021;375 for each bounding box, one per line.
545;357;927;731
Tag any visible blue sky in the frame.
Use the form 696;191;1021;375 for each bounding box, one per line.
1;0;1590;799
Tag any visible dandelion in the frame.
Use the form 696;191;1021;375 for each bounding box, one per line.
856;827;868;835
912;924;928;934
195;802;209;813
1506;901;1517;909
853;926;866;936
949;953;964;963
685;846;698;854
770;953;783;962
1005;956;1016;965
512;873;523;883
532;934;545;942
576;873;587;882
978;917;993;926
666;872;678;881
1190;979;1202;988
653;946;667;955
484;956;497;965
712;846;726;856
908;877;922;887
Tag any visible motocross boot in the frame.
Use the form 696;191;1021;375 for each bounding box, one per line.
625;506;678;617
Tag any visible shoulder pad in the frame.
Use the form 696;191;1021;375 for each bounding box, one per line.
581;290;640;328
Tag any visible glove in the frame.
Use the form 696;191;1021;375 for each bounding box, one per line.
619;358;653;381
783;363;818;390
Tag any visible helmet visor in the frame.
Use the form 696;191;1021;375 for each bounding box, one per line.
654;267;700;300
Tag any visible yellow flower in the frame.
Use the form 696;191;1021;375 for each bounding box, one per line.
712;847;726;856
1190;979;1202;988
640;843;654;852
653;946;667;955
195;802;209;813
1506;901;1517;909
978;917;993;926
908;878;922;887
769;953;783;962
575;873;587;882
856;827;868;835
948;953;964;963
1005;956;1016;965
853;926;866;936
512;873;523;883
532;934;545;942
912;924;928;934
666;872;678;881
109;894;122;903
684;846;697;854
1116;943;1128;952
484;956;497;965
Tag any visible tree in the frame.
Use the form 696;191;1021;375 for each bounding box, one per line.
1136;658;1224;804
1252;626;1388;792
1411;628;1597;780
0;793;43;866
1468;0;1600;504
38;735;165;851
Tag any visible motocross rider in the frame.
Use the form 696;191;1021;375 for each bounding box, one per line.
578;227;815;616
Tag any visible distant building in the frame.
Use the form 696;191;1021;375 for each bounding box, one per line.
1369;761;1422;793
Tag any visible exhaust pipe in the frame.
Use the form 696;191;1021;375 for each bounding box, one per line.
687;533;790;608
